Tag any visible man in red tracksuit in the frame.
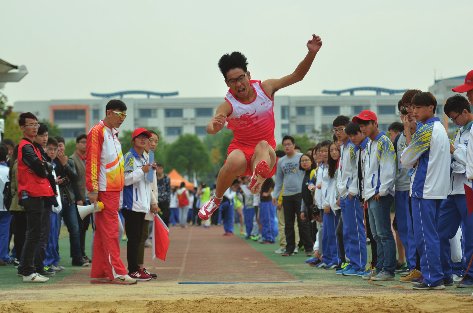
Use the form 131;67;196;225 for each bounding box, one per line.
86;99;136;285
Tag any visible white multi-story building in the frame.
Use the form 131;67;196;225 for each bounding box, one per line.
13;75;464;142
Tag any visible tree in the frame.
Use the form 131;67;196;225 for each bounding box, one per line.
65;140;76;156
165;134;210;178
3;112;22;143
276;134;316;153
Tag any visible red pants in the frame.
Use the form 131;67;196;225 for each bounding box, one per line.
90;191;127;279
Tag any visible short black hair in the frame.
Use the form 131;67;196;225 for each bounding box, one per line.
149;130;160;140
156;163;164;168
345;122;361;136
18;112;37;127
319;140;331;149
106;99;127;112
76;134;87;143
412;92;437;113
47;137;58;147
55;136;65;145
388;122;404;133
444;94;471;115
294;145;301;151
0;144;8;162
333;115;350;127
2;138;14;148
37;123;48;136
401;89;422;105
282;135;295;144
218;52;248;79
275;150;285;158
397;99;403;112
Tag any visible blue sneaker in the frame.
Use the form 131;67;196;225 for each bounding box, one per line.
336;264;352;275
316;262;327;269
343;267;359;276
305;257;317;264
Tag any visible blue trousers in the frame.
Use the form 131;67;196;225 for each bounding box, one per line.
170;207;179;226
243;206;255;237
439;195;473;279
322;209;340;266
368;195;396;274
341;196;367;271
395;190;417;270
259;201;276;242
0;211;12;262
221;201;234;233
412;197;444;286
44;212;60;266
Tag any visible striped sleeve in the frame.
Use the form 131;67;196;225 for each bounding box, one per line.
400;123;433;168
86;126;104;192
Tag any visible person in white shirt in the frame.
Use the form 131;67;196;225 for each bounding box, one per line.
438;95;473;288
401;92;451;290
353;110;396;281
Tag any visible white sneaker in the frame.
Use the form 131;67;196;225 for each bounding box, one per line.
198;197;221;220
112;274;137;285
23;273;49;283
294;247;299;254
50;265;65;272
274;247;286;254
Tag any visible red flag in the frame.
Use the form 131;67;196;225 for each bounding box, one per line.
152;214;170;261
465;184;473;215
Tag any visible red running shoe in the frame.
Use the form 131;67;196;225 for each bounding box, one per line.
249;160;271;194
198;196;221;220
129;270;152;281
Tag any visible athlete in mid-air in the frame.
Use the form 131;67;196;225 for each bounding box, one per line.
198;34;323;221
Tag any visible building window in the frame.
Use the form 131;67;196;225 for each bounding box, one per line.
195;126;207;136
296;125;312;134
378;105;396;115
165;127;182;136
281;106;289;119
54;109;85;122
322;106;340;115
195;108;213;117
296;106;314;116
138;108;157;118
165;108;183;118
352;105;370;114
281;123;289;136
61;128;86;139
92;109;100;121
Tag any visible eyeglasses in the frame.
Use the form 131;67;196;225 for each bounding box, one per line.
24;123;40;128
78;140;87;144
226;74;247;85
449;113;461;122
332;127;345;133
300;159;312;163
112;111;127;119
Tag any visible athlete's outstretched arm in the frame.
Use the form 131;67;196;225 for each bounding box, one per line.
262;34;322;97
206;101;232;134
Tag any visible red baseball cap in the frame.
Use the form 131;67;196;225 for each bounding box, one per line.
352;110;377;123
132;128;151;140
452;70;473;93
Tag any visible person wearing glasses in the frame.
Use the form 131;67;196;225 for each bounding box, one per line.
437;95;473;288
16;112;56;283
86;99;136;284
198;34;323;221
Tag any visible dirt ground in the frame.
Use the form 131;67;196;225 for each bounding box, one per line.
1;226;472;313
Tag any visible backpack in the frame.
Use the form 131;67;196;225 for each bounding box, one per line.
3;181;12;211
178;189;189;207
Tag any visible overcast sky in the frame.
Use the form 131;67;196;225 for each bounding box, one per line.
1;0;470;104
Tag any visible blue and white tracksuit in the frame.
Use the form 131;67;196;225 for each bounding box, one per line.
321;167;340;266
401;117;450;286
394;133;417;271
438;121;473;280
363;132;396;275
337;140;367;271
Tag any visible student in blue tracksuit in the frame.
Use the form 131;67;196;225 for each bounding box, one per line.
345;122;376;278
333;116;367;276
354;110;397;281
401;92;451;290
438;95;473;288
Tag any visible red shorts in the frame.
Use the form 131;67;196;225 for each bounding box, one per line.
227;142;277;177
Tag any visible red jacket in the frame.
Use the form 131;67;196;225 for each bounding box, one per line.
17;139;55;198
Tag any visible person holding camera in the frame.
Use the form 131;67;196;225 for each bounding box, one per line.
17;113;56;283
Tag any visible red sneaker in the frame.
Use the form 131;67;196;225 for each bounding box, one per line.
249;160;271;194
198;197;221;220
129;269;152;281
